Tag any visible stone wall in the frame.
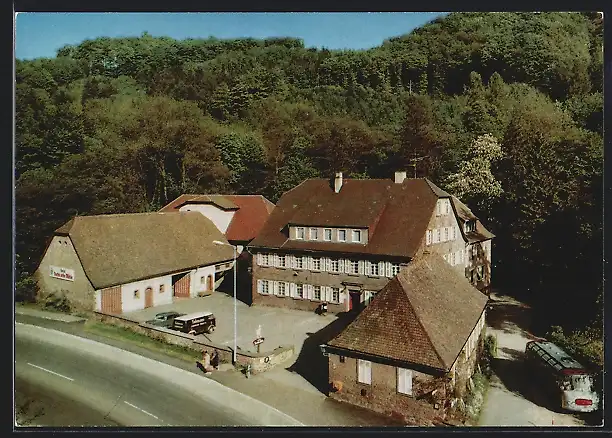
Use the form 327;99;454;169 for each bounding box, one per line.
91;312;293;374
327;354;448;425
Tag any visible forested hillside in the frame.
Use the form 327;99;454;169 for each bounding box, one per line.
15;12;603;350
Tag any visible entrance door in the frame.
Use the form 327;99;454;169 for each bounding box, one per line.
349;290;361;311
101;286;122;314
145;287;154;308
207;275;214;291
173;272;191;298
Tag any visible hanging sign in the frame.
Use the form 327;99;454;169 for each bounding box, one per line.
49;266;75;282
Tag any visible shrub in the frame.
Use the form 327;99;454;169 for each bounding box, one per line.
480;334;497;377
43;292;71;313
464;371;489;422
15;276;39;303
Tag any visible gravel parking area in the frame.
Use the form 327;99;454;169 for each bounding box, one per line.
122;293;337;366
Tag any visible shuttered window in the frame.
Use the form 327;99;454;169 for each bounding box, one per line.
330;259;339;272
397;368;413;395
426;230;432;245
357;359;372;384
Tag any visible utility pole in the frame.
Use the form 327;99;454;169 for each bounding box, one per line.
408;150;426;178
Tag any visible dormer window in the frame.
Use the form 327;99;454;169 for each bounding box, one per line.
338;229;347;242
465;220;476;233
352;230;362;243
324;228;332;241
296;227;305;240
309;228;318;240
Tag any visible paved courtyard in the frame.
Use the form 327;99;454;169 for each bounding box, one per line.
122;292;338;366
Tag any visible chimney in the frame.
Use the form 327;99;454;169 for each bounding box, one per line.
334;172;343;193
394;171;407;184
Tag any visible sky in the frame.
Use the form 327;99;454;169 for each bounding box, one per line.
15;12;447;60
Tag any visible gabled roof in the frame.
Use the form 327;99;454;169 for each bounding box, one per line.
159;194;275;243
249;177;449;258
224;195;275;243
159;194;239;211
51;212;234;290
327;253;488;372
449;196;495;243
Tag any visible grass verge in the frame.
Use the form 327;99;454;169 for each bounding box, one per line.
84;321;202;363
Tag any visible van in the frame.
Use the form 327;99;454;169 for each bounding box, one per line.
172;311;216;335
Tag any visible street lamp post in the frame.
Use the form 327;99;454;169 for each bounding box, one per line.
213;240;237;364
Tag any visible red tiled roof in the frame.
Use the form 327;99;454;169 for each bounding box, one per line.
249;178;446;258
159;194;275;243
223;195;276;243
450;196;495;243
327;253;488;372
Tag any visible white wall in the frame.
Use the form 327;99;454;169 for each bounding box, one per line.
190;265;217;296
120;275;173;313
95;290;101;312
178;204;235;234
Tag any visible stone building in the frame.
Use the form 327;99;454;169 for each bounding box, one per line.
320;253;488;423
35;212;234;314
247;172;494;314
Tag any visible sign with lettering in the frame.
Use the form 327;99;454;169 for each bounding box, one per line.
253;337;265;346
49;266;75;282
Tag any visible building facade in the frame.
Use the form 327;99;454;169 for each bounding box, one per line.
248;172;494;314
321;254;488;423
35;212;234;314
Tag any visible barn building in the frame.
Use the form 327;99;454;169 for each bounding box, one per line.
35;212;234;314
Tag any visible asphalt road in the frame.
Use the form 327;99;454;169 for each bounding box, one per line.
15;323;302;427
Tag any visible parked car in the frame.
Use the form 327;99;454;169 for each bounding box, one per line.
171;311;216;335
145;311;185;328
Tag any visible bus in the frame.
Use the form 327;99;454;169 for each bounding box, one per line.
525;340;599;413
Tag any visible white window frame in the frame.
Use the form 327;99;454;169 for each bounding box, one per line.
452;226;457;240
312;257;321;271
296;283;304;299
338;229;347;242
278;281;287;297
313;285;321;301
278;255;286;268
397;368;413;395
391;263;400;276
296;227;305;240
295;256;304;269
352;229;361;243
309;228;318;240
450;252;456;266
358;359;372;384
444;227;449;241
261;253;269;266
436;201;442;216
330;259;339;273
350;260;359;274
426;230;432;245
371;262;379;276
434;229;440;243
324;228;332;241
259;280;270;295
331;287;340;303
